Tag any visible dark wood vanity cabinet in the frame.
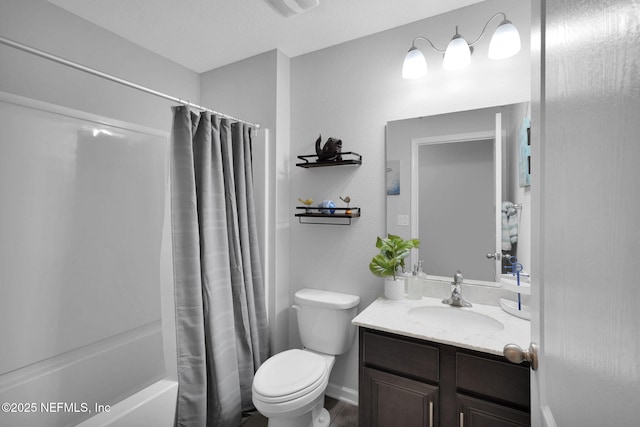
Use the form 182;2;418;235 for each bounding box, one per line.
362;368;439;427
359;328;530;427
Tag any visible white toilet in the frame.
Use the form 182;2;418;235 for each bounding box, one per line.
252;288;360;427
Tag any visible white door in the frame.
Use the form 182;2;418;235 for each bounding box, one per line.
527;0;640;426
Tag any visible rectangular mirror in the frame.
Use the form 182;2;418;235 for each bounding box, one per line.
386;103;530;285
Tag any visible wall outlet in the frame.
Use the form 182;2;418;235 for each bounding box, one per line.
397;214;409;226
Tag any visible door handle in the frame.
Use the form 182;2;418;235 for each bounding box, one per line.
503;342;538;370
486;252;502;260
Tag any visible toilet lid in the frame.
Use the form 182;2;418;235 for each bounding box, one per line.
253;349;326;400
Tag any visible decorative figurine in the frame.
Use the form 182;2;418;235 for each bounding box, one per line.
318;200;336;214
315;134;342;161
340;196;352;215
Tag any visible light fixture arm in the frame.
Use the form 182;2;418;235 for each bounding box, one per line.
402;11;519;79
467;12;507;47
411;11;509;51
411;36;446;54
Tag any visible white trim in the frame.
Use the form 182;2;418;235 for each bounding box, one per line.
0;90;168;138
494;113;503;281
541;406;558;427
325;383;358;406
412;131;496;146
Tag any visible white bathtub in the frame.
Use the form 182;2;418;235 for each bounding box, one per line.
76;380;178;427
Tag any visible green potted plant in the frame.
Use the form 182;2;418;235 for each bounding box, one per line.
369;234;420;300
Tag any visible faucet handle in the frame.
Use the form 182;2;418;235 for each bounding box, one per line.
443;270;472;307
453;270;464;284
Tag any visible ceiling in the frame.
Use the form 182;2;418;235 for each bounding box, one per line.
48;0;485;73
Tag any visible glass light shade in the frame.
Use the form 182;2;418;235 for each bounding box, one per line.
402;47;427;79
443;35;471;70
488;20;521;60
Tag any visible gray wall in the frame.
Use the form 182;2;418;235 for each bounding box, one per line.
0;0;199;132
418;139;494;281
200;49;293;355
288;0;530;398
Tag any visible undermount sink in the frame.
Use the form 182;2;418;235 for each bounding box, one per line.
408;306;504;333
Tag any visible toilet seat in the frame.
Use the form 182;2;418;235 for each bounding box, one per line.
252;349;327;404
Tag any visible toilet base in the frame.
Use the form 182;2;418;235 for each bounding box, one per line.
313;408;330;427
265;399;330;427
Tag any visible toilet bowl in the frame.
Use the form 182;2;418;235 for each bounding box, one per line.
252;349;334;427
251;289;359;427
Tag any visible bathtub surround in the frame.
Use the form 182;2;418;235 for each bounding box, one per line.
0;7;200;423
1;6;267;424
0;92;171;427
170;107;269;426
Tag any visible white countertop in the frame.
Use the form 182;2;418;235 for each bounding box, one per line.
352;296;531;356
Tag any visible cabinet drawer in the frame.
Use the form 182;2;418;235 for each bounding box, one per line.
456;353;530;408
363;330;439;382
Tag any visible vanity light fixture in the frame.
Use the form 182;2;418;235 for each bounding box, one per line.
402;12;521;79
264;0;319;17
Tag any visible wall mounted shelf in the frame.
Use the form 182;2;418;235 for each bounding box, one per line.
296;152;362;168
295;207;360;225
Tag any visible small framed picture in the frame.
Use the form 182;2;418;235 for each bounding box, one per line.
386;160;400;195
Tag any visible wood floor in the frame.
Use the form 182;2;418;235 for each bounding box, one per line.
241;396;357;427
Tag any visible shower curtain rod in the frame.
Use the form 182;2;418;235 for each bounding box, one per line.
0;36;261;129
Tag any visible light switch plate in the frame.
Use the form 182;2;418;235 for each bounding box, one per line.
397;214;409;226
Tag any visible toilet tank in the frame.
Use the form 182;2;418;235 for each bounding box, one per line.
294;289;360;355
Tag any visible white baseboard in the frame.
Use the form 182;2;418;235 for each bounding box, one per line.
325;382;358;406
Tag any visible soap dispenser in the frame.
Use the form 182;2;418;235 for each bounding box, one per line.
406;262;424;300
416;260;426;279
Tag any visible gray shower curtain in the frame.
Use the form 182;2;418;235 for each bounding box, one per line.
170;106;269;427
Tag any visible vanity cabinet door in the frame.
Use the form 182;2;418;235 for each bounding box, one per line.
456;394;530;427
358;328;530;427
361;367;438;427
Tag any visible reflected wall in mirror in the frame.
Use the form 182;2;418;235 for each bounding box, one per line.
417;135;496;282
386;103;531;285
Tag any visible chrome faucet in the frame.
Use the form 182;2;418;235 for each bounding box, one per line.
442;270;472;307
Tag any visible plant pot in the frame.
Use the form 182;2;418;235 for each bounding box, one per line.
384;277;405;300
